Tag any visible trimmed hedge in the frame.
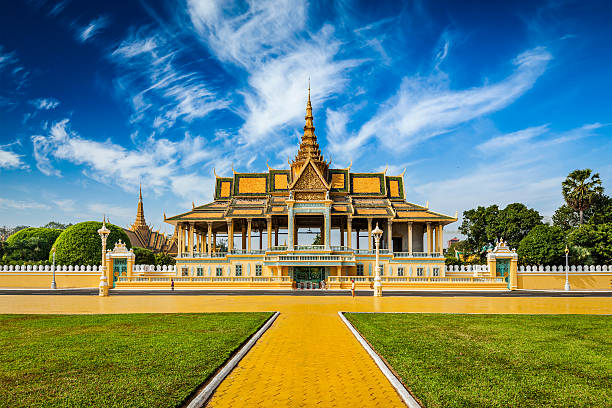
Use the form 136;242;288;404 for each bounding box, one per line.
133;247;155;265
52;222;131;265
3;227;62;262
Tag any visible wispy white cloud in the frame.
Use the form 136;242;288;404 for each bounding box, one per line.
477;122;603;153
0;46;29;103
187;0;306;68
30;97;60;110
110;30;228;131
0;146;27;170
477;124;550;152
87;203;133;221
186;0;362;149
330;47;553;158
52;198;76;213
31;119;219;201
77;16;109;43
414;122;604;217
0;197;50;211
238;32;362;144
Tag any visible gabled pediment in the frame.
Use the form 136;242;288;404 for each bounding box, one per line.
289;158;330;191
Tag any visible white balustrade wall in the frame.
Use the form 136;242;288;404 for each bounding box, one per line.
519;265;612;272
0;264;102;272
133;265;177;273
2;264;610;274
444;265;490;274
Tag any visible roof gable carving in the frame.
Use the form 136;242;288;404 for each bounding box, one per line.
289;158;330;191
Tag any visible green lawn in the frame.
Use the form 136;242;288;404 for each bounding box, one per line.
345;313;612;408
0;312;272;408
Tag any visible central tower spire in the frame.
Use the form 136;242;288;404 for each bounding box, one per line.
291;81;328;181
132;183;147;230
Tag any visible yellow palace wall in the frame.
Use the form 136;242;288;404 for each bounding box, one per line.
518;273;612;290
0;272;100;288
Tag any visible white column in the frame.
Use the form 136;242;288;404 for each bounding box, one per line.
287;210;294;249
387;220;393;251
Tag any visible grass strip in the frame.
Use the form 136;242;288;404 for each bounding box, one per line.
0;312;272;407
345;313;611;408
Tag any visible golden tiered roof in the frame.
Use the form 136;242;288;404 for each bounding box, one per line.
165;87;457;226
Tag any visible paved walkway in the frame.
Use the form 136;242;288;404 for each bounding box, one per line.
1;295;610;407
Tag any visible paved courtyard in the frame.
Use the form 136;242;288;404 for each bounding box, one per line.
1;295;610;407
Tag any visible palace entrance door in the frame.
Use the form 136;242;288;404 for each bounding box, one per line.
293;267;325;290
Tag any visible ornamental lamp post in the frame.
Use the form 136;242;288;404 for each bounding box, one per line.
51;246;56;289
372;223;383;297
97;216;110;297
564;245;570;292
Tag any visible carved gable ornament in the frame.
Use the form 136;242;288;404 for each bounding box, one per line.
290;159;330;192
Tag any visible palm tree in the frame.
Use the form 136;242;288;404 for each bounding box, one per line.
561;169;604;225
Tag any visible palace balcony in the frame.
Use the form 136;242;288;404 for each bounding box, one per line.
175;247;443;260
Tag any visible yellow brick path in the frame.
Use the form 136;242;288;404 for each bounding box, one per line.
207;309;406;407
1;295;610;407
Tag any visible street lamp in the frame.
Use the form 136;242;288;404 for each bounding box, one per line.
564;245;570;291
51;246;56;289
97;216;110;297
372;223;383;297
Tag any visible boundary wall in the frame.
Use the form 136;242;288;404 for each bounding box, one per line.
2;264;611;290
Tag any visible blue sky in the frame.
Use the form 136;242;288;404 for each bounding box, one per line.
1;0;611;237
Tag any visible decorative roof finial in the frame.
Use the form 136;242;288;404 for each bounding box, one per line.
139;182;142;202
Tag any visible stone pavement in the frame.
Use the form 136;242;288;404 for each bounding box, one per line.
1;295;610;407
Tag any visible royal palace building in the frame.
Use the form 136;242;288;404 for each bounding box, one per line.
164;90;458;289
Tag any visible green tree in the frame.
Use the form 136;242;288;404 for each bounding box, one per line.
2;227;62;262
588;195;612;225
553;195;612;229
460;203;542;257
491;203;543;249
52;221;131;265
459;205;499;255
312;233;322;245
561;169;604;225
42;221;73;230
552;205;580;230
568;223;612;265
154;252;176;266
517;225;566;265
0;225;29;241
133;247;155;265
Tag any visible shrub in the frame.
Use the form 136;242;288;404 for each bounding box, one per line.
3;227;62;262
52;222;131;266
133;247;155;265
155;252;176;266
517;225;566;265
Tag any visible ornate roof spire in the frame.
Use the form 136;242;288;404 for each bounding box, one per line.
291;80;328;180
132;183;147;230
